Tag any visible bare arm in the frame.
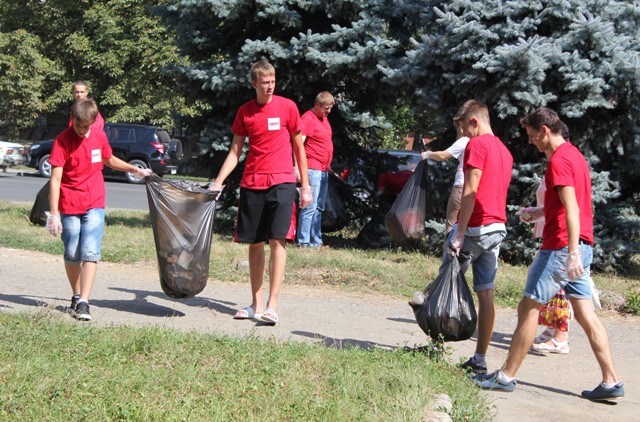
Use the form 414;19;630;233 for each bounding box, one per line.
103;156;146;173
456;166;482;234
213;135;245;185
292;130;309;188
557;185;580;253
49;166;63;214
425;150;453;161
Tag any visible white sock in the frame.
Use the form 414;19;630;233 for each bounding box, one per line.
602;381;618;389
473;353;486;364
77;299;88;304
497;370;516;384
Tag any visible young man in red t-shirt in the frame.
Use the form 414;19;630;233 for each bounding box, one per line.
443;100;513;375
296;91;335;247
474;107;624;401
209;60;312;325
48;98;151;321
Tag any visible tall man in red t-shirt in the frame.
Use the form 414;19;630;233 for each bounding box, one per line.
296;91;335;247
210;60;312;325
48;98;151;321
443;100;513;375
474;107;624;401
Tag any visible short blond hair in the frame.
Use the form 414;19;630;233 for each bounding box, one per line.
71;80;89;93
453;100;490;127
315;91;335;105
250;60;275;81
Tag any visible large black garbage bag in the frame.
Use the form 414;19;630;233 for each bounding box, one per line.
30;180;50;226
145;174;218;299
356;196;393;249
322;173;348;233
384;160;428;246
409;257;477;342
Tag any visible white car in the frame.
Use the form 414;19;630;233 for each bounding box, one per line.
0;140;26;171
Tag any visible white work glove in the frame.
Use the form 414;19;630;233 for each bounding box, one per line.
134;167;153;177
45;211;62;237
566;250;585;281
299;186;313;209
448;229;465;256
517;207;544;223
208;181;224;200
421;151;429;160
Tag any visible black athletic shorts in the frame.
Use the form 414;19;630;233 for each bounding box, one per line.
236;183;296;243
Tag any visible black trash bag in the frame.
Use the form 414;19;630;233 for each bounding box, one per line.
322;173;347;232
145;174;219;299
409;257;477;342
356;196;393;249
30;180;51;226
384;160;428;246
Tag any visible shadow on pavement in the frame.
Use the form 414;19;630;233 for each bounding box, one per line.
292;330;394;350
0;293;51;309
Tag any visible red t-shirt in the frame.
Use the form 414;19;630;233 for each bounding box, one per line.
542;142;594;250
232;95;303;189
49;127;113;214
68;112;105;132
463;133;513;227
301;109;333;171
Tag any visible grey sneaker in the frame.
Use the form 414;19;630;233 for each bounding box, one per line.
459;357;488;374
472;371;517;392
68;295;80;313
74;302;92;321
581;382;625;401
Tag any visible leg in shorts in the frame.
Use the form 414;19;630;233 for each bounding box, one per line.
236;183;296;243
524;244;593;304
61;208;105;263
441;225;506;292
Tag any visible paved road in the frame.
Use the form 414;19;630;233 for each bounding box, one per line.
0;169;149;210
1;247;638;421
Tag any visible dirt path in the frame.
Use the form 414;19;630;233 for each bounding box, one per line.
1;247;638;420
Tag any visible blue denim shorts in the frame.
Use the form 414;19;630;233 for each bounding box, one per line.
523;244;593;304
61;208;105;263
442;227;506;292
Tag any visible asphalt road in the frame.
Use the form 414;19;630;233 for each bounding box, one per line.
0;169;149;211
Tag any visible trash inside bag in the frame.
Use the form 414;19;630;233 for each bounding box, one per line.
145;174;218;299
409;257;477;342
385;160;428;246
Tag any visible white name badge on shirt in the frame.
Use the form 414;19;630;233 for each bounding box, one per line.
268;117;281;131
91;149;102;163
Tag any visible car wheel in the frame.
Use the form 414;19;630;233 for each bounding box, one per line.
126;159;148;184
38;155;51;178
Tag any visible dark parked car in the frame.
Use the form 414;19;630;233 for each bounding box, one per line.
27;123;179;184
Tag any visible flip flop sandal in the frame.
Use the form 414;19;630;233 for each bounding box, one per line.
261;309;278;324
233;307;262;320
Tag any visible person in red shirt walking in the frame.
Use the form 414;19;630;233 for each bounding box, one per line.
296;91;335;248
474;107;624;401
47;98;151;321
209;60;312;325
444;100;514;375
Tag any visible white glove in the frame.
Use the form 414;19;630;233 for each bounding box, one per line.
134;167;153;177
299;186;313;209
45;211;62;237
421;151;429;160
208;181;224;200
566;250;584;281
517;207;544;223
448;229;465;256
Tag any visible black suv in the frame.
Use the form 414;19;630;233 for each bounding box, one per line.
27;123;179;184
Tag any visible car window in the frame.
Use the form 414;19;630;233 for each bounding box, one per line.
110;128;135;143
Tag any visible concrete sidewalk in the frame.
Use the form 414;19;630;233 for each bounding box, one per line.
1;247;638;420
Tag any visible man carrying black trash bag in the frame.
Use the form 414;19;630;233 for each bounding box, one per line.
438;100;513;374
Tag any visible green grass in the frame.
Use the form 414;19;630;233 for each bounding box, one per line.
0;312;492;421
